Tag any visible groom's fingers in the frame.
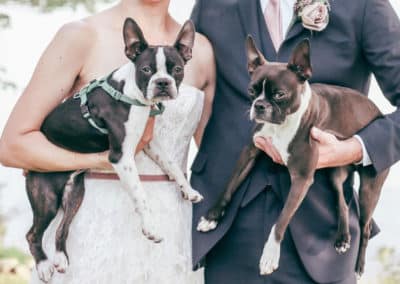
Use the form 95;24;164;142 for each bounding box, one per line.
254;137;283;165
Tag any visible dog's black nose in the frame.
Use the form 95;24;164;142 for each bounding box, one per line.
155;79;170;89
254;101;265;113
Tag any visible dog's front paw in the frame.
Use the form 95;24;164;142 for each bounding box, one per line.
141;213;163;243
181;186;203;203
142;227;163;243
197;216;218;232
259;237;281;275
334;233;351;254
37;259;55;283
54;251;69;273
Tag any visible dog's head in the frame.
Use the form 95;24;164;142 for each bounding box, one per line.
123;18;195;102
246;36;312;124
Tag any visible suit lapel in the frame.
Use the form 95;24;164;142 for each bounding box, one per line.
237;0;264;53
256;0;277;59
284;15;306;43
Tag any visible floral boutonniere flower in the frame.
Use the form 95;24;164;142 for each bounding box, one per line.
294;0;331;32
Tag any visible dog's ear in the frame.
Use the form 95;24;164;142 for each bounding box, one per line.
246;35;267;75
174;20;196;63
287;39;312;82
123;18;148;61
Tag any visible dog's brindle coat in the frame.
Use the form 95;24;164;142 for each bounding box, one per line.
26;18;201;282
197;37;389;277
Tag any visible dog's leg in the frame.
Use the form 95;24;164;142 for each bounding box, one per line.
259;172;314;275
144;141;203;203
355;166;389;277
197;144;261;232
329;166;352;254
104;112;162;243
113;152;162;243
54;170;85;274
26;172;69;283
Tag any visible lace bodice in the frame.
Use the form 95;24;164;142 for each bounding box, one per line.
135;84;204;174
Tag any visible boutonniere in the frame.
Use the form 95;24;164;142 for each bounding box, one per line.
294;0;331;32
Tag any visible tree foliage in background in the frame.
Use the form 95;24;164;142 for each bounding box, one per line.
0;183;5;245
377;246;400;284
0;0;113;91
0;0;114;13
0;67;17;92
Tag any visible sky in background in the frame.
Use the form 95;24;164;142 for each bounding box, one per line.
0;0;399;280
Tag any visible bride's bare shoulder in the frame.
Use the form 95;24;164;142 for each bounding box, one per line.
192;32;215;84
58;5;118;40
193;32;214;59
51;19;98;53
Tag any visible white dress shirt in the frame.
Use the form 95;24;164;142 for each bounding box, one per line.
260;0;372;166
260;0;296;36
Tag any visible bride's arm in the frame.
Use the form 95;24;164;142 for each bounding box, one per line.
193;35;216;146
0;21;110;172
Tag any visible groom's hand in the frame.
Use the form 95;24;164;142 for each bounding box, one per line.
254;127;363;169
135;117;155;154
254;136;284;165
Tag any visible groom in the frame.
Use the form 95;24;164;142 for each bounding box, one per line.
190;0;400;283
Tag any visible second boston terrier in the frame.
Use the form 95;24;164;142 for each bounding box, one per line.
26;18;202;283
197;37;389;277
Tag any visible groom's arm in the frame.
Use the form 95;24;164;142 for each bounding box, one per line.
190;0;203;32
356;0;400;173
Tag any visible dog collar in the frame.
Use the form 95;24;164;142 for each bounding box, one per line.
73;76;165;134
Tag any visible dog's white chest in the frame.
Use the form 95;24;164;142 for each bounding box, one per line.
255;121;299;165
254;83;312;165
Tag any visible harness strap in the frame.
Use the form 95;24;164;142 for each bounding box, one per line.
73;76;165;135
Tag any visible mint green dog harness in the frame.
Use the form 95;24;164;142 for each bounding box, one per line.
73;76;165;135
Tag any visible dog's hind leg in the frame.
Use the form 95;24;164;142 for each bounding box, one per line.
54;170;86;274
26;171;69;282
259;172;314;275
329;166;353;254
197;144;261;232
356;166;389;277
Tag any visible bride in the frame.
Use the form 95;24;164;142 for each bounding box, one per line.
0;0;215;283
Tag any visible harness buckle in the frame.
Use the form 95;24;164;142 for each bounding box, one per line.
114;91;123;101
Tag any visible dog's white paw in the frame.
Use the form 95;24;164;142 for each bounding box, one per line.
141;213;163;243
37;259;54;283
181;186;203;203
259;227;281;275
54;251;69;273
187;190;204;203
334;233;351;254
197;216;218;232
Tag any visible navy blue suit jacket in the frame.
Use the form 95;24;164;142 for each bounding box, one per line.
190;0;400;282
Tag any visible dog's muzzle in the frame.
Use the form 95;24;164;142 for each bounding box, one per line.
151;78;177;101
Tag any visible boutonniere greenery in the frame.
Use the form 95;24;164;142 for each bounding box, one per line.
294;0;331;32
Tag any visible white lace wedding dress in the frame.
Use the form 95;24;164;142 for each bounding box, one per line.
30;84;204;284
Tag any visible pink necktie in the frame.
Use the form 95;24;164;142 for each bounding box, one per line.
265;0;283;51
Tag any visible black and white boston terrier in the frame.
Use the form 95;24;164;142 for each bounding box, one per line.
197;37;390;277
25;18;202;283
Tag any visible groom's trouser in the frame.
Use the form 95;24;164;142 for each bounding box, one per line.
203;190;357;284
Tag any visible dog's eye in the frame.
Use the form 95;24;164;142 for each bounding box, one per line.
141;66;152;74
273;91;286;100
174;66;183;74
